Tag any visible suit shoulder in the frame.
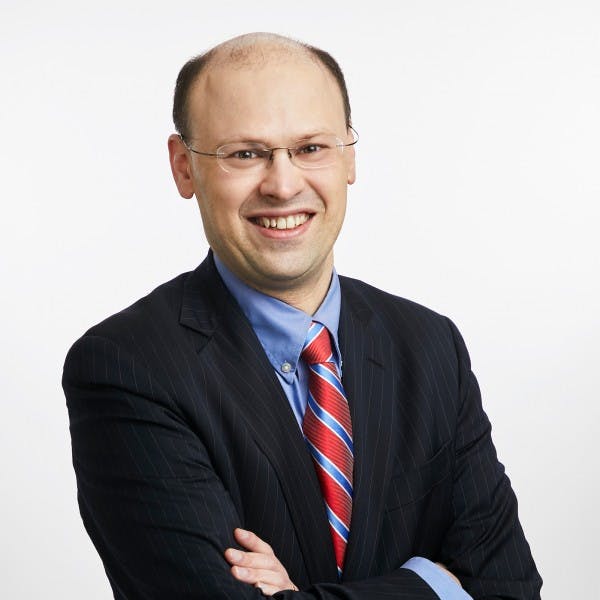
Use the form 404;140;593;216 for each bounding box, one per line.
339;275;447;324
339;275;471;375
62;269;202;388
70;270;193;353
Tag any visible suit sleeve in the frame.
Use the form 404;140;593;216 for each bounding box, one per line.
64;334;438;600
64;334;272;599
435;319;543;599
289;318;542;600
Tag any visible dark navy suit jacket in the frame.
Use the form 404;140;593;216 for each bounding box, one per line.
63;253;542;599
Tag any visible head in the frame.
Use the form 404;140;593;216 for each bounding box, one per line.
168;33;356;312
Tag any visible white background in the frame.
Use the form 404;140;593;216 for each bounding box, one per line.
2;1;599;598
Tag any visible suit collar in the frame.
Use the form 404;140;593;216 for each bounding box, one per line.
337;278;395;580
179;251;222;336
179;252;338;582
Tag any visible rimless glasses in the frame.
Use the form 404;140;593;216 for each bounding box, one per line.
180;128;358;174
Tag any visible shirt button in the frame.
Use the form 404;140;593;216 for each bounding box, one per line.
281;362;292;373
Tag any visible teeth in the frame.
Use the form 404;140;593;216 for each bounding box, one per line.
255;213;310;230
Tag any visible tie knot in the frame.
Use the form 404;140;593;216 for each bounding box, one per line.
301;322;334;365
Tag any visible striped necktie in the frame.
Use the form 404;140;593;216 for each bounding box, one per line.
301;321;353;578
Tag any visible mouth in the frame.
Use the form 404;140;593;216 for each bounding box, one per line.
251;212;312;231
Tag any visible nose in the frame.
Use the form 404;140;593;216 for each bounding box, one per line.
258;148;305;201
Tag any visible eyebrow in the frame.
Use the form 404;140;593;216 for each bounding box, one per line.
218;130;336;146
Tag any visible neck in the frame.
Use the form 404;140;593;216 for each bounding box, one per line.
214;253;334;315
266;272;332;315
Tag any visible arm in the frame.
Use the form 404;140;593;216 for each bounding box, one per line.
226;318;542;600
64;335;265;599
64;327;540;599
227;531;472;599
63;334;437;599
435;319;542;599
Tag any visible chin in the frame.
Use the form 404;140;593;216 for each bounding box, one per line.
258;268;308;286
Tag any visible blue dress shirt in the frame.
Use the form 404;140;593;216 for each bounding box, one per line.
214;254;472;600
214;254;342;428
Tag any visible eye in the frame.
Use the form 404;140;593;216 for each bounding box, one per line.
219;143;269;161
297;143;323;155
230;149;259;160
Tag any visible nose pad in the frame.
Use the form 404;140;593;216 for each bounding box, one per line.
260;148;303;200
267;147;293;166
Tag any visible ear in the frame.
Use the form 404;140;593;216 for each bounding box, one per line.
345;144;356;185
168;134;195;199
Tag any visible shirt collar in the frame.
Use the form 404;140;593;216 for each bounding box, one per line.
213;254;342;383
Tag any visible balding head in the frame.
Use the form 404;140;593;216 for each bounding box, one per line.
172;32;352;139
208;32;310;68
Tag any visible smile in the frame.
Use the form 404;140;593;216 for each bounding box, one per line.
252;213;311;230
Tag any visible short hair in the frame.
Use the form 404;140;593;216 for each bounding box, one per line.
172;33;352;139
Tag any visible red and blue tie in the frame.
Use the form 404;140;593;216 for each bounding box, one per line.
301;321;353;577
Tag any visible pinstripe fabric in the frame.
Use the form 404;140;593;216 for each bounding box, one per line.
63;252;542;599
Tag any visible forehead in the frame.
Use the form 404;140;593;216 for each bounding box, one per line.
187;55;346;143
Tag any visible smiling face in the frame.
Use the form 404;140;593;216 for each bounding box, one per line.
169;51;356;312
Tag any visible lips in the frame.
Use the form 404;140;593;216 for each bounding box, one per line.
252;212;311;230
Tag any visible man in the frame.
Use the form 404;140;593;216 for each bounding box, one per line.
63;33;542;599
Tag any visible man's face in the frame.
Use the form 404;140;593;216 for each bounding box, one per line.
170;53;356;301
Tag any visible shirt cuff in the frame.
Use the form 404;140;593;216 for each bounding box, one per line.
401;557;473;599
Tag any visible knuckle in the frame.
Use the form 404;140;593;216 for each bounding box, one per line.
248;531;258;543
264;541;273;552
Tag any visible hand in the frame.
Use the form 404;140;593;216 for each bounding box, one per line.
225;528;299;596
435;562;463;587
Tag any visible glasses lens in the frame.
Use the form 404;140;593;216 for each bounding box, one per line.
217;143;270;172
292;135;341;169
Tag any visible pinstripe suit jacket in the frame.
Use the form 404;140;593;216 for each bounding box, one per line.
63;253;542;599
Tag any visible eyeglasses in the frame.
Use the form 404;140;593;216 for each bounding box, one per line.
181;128;358;174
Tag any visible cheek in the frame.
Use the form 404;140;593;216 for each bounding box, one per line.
307;169;348;201
317;179;348;215
197;178;254;220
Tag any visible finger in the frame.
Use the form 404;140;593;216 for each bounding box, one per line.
224;548;279;571
230;565;286;586
255;581;278;596
255;581;298;595
234;528;274;555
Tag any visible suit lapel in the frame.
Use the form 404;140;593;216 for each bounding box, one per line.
180;255;337;583
338;279;396;580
